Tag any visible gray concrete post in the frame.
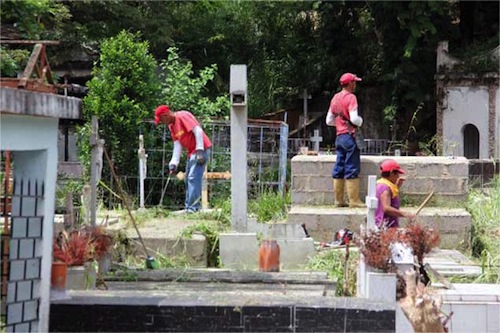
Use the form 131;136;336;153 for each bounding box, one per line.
278;123;288;194
90;116;99;226
230;65;248;232
138;134;147;209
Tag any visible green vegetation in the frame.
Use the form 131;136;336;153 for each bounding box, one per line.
248;190;291;223
466;176;500;283
81;30;160;180
307;249;359;297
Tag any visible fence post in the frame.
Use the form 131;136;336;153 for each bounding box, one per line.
279;122;289;194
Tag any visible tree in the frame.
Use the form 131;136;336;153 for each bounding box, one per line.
158;46;229;125
81;31;160;177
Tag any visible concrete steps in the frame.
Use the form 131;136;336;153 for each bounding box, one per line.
288;206;471;249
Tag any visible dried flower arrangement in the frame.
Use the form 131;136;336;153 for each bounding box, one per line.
359;222;440;271
358;227;402;271
400;223;440;265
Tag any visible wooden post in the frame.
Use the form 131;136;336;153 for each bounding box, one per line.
89;116;104;226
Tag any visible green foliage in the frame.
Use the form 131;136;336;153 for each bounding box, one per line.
180;216;230;268
449;35;500;74
248;190;290;223
307;249;359;297
158;47;230;125
466;176;500;283
82;30;160;176
418;134;443;156
0;0;71;40
0;47;30;77
0;0;71;75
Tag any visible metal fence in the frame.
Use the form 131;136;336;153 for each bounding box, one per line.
125;120;288;209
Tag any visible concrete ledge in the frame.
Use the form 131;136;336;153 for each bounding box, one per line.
219;233;316;270
288;206;471;249
51;292;395;332
1;87;81;119
106;268;331;284
132;234;207;268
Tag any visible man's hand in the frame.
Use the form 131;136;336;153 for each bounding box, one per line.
168;163;177;174
195;150;206;165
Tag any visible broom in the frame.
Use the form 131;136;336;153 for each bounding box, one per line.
103;146;159;269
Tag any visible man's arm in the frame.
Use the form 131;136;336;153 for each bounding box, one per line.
169;141;182;166
349;108;363;127
192;126;204;151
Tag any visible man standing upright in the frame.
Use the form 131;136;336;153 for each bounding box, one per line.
326;73;365;208
155;105;211;213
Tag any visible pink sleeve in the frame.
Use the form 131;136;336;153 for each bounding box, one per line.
178;112;200;132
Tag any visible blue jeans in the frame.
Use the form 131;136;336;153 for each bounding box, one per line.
332;134;360;179
184;149;210;212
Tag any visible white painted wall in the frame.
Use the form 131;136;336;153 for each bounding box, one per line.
0;114;58;333
443;86;489;158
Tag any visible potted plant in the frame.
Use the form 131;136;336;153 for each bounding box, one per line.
52;226;113;290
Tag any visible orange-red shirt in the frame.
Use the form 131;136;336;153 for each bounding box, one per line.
169;111;212;157
328;90;358;136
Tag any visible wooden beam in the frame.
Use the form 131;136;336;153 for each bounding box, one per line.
18;44;43;88
0;40;60;45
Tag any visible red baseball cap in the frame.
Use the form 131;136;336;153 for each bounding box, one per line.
154;105;170;125
380;159;405;174
340;73;362;85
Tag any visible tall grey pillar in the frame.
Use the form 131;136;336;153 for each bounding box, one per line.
230;65;248;232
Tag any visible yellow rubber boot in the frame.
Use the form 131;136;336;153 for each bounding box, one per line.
333;179;346;207
346;178;365;208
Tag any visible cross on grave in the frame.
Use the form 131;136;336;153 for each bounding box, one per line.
310;129;323;152
300;89;312;139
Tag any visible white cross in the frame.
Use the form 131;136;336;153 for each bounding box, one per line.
310;129;323;152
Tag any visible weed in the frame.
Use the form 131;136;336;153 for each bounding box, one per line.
248;190;290;223
466;176;500;283
181;219;230;267
307;249;359;297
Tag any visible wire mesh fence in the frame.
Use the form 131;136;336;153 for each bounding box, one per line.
118;119;289;209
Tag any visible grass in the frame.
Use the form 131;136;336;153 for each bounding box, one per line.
307;249;359;296
248;190;290;223
465;176;500;283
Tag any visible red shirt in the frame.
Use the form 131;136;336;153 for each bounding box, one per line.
169;111;212;157
328;90;358;136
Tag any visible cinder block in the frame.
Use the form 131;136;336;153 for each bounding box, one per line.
247;219;306;240
23;300;38;321
446;303;487;333
367;272;396;302
487;304;499;333
132;234;207;268
219;233;259;270
277;238;315;269
288;206;471;249
25;259;40;279
19;239;34;259
11;218;27;238
291;155;470;206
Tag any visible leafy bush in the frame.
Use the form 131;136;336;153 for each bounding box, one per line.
158;46;229;124
248;190;290;223
81;30;160;180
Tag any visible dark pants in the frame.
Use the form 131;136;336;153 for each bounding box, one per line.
332;133;360;179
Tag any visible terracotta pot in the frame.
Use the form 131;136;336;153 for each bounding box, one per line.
51;262;68;290
258;239;280;272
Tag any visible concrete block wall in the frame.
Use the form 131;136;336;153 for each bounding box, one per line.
287;207;470;249
291;155;469;206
